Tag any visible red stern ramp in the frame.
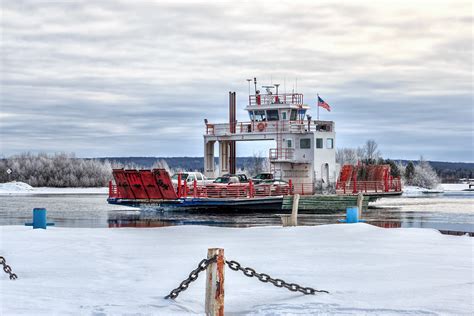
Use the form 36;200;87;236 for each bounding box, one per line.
124;170;149;199
138;169;164;200
153;168;178;200
112;169;135;199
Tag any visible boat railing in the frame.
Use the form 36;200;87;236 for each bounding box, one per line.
109;178;317;200
249;93;304;106
177;181;293;199
205;120;334;135
269;148;295;161
335;178;402;194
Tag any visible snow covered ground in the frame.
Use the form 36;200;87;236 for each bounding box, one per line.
371;197;473;214
1;224;472;315
373;184;473;214
439;183;472;191
0;182;107;195
402;183;472;196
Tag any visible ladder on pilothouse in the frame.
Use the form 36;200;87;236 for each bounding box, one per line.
271;121;284;179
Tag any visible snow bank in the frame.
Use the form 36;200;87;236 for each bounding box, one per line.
1;224;472;315
0;181;34;193
0;182;107;195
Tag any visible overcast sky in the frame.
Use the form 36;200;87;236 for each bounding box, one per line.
1;0;472;161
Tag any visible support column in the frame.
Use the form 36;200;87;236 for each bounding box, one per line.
204;140;215;178
219;141;229;176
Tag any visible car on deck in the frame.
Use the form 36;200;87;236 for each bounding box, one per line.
252;172;274;184
171;172;213;186
254;179;290;196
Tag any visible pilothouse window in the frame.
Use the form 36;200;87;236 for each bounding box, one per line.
266;110;279;121
290;109;297;121
254;110;266;121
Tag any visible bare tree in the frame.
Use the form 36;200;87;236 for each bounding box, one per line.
245;151;268;176
336;148;360;165
362;139;381;164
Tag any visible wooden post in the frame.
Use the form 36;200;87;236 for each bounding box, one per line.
357;192;364;219
291;193;300;226
205;248;225;316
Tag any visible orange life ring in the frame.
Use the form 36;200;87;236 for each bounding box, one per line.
257;122;265;132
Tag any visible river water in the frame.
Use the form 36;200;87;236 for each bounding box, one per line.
0;192;472;235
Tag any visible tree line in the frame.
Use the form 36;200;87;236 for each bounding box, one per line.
0;153;113;187
1;147;469;188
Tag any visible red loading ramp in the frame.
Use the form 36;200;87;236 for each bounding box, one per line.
124;170;149;199
153;169;178;200
112;169;135;199
139;170;164;200
367;165;389;181
339;165;353;182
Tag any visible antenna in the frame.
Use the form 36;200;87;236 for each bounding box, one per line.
253;77;257;94
246;79;252;97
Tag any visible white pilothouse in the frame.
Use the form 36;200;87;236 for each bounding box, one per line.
203;79;337;194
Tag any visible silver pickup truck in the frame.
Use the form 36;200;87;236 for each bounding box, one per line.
171;172;214;186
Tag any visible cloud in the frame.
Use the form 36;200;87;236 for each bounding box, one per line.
0;0;472;161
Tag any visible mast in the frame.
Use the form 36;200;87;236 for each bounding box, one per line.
317;93;320;120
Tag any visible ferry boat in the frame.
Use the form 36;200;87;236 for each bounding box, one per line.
107;79;402;211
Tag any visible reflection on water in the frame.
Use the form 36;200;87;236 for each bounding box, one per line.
107;208;474;236
1;193;473;236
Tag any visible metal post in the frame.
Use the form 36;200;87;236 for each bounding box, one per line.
317;93;320;120
183;180;188;198
205;248;225;316
177;174;182;198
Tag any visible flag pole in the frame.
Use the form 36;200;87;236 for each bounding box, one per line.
317;93;320;120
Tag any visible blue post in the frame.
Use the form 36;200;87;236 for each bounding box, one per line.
346;207;359;223
25;208;54;229
33;208;47;229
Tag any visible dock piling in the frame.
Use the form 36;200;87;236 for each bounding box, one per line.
282;194;300;227
357;193;364;218
25;208;55;229
291;193;300;226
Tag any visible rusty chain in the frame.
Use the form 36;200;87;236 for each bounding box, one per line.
165;255;328;300
164;255;217;299
0;256;18;280
225;259;328;295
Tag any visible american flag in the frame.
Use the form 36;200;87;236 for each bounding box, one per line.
318;96;331;112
